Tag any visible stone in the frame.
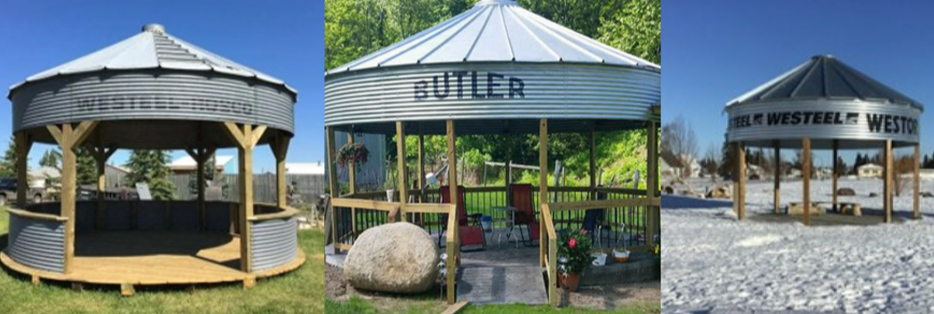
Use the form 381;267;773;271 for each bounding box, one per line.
663;185;674;194
706;185;732;199
921;192;934;198
836;188;856;196
343;222;440;294
869;192;879;198
787;203;826;215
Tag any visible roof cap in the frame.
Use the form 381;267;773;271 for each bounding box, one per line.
142;23;165;33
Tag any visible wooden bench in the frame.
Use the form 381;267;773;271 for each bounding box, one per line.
789;202;861;216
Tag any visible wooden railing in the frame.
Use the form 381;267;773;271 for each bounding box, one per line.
330;197;459;304
539;196;660;307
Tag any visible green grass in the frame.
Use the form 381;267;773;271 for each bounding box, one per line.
326;296;659;314
0;208;324;314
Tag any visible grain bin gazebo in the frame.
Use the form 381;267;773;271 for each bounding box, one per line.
324;0;660;306
726;55;923;225
2;24;303;293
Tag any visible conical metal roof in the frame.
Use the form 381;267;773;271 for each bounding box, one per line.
727;55;922;110
10;23;296;96
326;0;659;74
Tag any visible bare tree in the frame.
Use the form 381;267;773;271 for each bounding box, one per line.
662;115;699;178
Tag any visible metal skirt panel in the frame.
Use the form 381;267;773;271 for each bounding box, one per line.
8;214;66;273
250;217;298;272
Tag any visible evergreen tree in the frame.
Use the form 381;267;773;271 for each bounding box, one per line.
39;149;62;169
125;150;175;200
75;147;97;185
717;140;734;179
188;154;217;198
0;136;18;178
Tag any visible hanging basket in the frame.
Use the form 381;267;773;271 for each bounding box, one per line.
335;142;370;171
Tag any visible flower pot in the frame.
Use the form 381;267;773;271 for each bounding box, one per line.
613;249;630;263
562;272;581;292
386;189;395;202
592;252;608;266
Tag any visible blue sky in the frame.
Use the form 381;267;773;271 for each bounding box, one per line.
0;0;324;173
664;0;934;166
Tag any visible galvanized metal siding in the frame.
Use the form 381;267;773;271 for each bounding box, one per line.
8;214;65;273
727;100;921;147
250;216;298;272
11;71;294;133
324;63;660;126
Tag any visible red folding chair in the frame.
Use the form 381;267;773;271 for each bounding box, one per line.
441;185;486;251
510;184;539;246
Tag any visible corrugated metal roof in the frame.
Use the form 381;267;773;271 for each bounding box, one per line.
325;0;659;74
9;23;296;96
727;55;922;110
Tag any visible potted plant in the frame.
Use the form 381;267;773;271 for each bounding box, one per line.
335;142;369;171
613;223;630;263
557;228;595;292
592;226;607;266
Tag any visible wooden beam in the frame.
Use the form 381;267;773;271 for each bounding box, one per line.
46;125;63;146
417;128;425;203
832;140;838;212
60;125;77;274
773;140;781;215
445;120;457;304
441;301;469;314
251;125;267;147
915;143;921;220
273;134;291;210
646;121;658;247
884;140;893;223
396;122;408;221
539;119;548;267
802;138;811;226
589;128;597;200
70;121;99;149
15;132;29;208
222;122;246;147
325;126;339;250
240;124;255;272
737;142;746;220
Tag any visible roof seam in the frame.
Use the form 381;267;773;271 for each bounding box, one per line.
499;6;515;61
505;5;560;61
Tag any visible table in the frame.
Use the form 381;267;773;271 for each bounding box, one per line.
491;206;519;248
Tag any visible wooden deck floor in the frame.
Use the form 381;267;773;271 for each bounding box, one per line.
1;231;304;286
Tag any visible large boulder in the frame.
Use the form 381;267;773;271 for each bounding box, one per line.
706;185;732;199
836;188;856;196
343;222;440;294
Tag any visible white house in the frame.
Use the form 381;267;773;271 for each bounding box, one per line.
29;166;60;188
858;163;883;179
286;162;326;175
169;155;233;175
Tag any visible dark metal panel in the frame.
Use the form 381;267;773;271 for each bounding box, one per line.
205;202;232;233
250;216;298;272
75;201;96;233
104;201;132;230
324;62;660;129
8;214;65;273
169;201;199;231
136;201;165;230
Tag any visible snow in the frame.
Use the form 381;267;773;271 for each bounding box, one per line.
662;178;934;313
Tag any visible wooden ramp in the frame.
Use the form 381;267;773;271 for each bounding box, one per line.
456;266;547;305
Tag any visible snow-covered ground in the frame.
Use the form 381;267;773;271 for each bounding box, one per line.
662;178;934;313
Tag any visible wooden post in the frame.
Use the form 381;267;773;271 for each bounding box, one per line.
884;140;893;223
14;132;31;209
271;133;291;209
539;119;548;267
396;122;408;221
91;142;116;230
590;128;597;200
46;121;98;274
802;138;811;226
915;143;921;219
832;140;838;212
185;146;215;231
773;140;781;215
446;120;458;304
222;122;266;273
417;127;425;203
646;121;658;246
345;132;357;234
325;127;339;250
736;142;746;220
